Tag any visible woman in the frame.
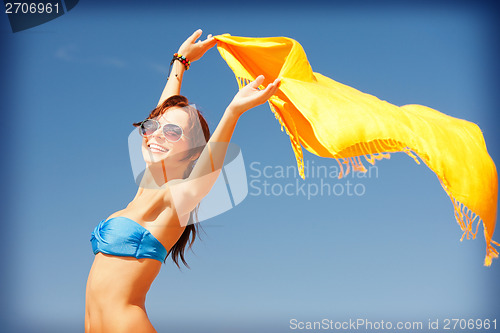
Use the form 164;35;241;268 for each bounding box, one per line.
85;29;280;333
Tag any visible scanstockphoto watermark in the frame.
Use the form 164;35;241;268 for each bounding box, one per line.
289;318;498;331
289;318;425;331
248;161;378;200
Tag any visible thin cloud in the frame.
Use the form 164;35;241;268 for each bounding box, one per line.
55;44;78;62
149;63;169;75
55;44;127;69
100;57;127;68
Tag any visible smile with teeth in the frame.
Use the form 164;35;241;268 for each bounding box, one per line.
148;143;169;153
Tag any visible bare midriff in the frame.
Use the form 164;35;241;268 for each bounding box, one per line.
85;253;162;333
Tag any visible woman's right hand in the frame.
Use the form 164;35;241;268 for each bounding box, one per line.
177;29;216;62
227;75;281;117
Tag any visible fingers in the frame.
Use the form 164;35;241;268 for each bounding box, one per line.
250;76;280;92
272;78;282;91
259;78;281;100
189;29;214;45
244;77;281;107
249;75;280;90
266;78;281;90
187;29;203;44
250;75;265;88
199;35;217;48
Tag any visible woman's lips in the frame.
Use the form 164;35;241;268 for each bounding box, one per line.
148;143;169;153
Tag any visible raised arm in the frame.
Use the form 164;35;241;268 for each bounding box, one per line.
190;76;281;179
157;29;216;106
167;75;281;222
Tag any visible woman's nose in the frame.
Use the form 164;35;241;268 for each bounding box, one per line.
151;128;166;141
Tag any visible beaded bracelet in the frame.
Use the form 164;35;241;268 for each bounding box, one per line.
171;53;191;70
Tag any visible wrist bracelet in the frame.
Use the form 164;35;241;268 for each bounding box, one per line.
167;53;191;80
171;53;191;70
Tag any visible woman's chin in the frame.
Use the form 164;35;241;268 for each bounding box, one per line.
142;147;169;163
142;153;168;164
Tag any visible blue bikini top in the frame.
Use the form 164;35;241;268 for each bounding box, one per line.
90;216;167;262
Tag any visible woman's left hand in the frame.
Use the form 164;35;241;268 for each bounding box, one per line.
227;75;281;117
178;29;217;62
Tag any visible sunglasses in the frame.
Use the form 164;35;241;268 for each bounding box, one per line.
138;119;185;142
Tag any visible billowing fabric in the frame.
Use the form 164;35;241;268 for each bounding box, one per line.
214;34;498;266
91;217;167;262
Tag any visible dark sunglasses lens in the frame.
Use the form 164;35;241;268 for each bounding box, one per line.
163;124;183;142
139;120;158;136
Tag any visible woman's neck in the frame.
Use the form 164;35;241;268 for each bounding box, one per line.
139;160;185;189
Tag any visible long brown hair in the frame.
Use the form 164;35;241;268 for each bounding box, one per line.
133;95;211;268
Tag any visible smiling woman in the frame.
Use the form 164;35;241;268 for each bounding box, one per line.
134;95;210;182
84;29;280;333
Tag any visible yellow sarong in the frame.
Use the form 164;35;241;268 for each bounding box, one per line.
214;34;499;266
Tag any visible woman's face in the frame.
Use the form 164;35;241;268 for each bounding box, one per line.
141;107;192;167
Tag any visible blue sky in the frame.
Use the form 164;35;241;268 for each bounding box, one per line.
1;1;499;332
